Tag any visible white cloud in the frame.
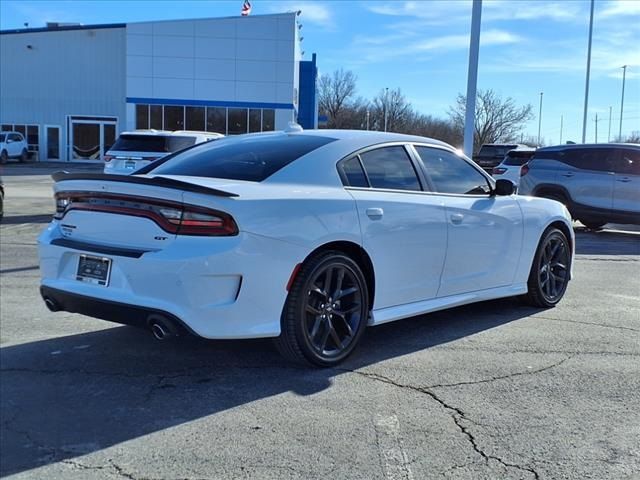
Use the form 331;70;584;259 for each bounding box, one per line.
414;29;521;52
268;1;334;28
600;0;640;17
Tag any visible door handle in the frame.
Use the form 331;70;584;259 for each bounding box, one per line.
616;177;631;183
450;213;464;225
561;172;575;178
366;207;384;219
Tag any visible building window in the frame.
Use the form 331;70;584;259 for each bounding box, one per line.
186;106;205;131
136;104;149;129
150;105;163;130
262;109;275;131
1;123;40;153
164;106;184;131
228;108;248;135
206;107;226;134
249;109;262;133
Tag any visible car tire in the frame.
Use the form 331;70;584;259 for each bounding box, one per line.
579;220;606;231
0;150;7;164
524;227;571;308
274;250;370;367
19;149;29;163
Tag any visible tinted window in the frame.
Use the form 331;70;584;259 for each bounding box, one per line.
503;150;535;166
10;133;22;141
136;104;149;129
0;134;5;142
150;105;162;130
416;146;490;195
207;107;226;134
614;148;640;175
478;145;518;158
340;157;369;187
186;106;205;131
164;106;184;131
110;134;195;153
359;146;421;191
228;108;248;135
561;148;616;172
145;134;336;182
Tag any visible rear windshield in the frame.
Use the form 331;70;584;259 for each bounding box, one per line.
143;134;336;182
503;150;535;165
478;145;518;158
110;134;196;153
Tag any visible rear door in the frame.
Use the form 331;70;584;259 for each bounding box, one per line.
612;147;640;215
342;145;448;309
414;145;523;297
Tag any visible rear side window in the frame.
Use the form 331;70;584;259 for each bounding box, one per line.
111;134;196;153
359;146;421;191
560;148;616;172
614;148;640;175
339;157;369;187
146;134;336;182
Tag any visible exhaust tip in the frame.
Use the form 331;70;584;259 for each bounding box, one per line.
148;314;179;341
44;297;60;312
150;323;168;340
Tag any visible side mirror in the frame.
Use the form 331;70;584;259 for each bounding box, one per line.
494;179;516;196
6;139;13;144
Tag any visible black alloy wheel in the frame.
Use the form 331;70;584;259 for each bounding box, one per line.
525;228;571;307
20;149;29;163
275;251;369;367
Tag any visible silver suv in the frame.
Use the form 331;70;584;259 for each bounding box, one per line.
519;144;640;229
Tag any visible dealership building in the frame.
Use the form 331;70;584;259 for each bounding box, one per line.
0;12;318;162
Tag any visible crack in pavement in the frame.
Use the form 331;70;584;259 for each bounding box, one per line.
423;356;572;389
61;458;211;480
338;364;565;480
535;316;640;333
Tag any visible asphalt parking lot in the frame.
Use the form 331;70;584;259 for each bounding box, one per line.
1;164;639;480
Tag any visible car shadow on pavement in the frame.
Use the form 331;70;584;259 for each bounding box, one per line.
574;227;640;256
1;214;52;225
0;298;539;476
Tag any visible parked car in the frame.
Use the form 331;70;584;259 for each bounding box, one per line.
474;143;527;172
0;131;29;164
103;130;223;175
519;143;640;230
492;148;536;187
39;130;574;367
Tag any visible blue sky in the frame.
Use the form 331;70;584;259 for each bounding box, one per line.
1;0;639;143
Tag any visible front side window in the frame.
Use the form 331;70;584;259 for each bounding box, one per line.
359;146;421;191
614;148;640;175
416;146;490;195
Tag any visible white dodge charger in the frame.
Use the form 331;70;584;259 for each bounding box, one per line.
39;129;574;366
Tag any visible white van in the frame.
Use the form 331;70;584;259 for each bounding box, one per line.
104;130;223;175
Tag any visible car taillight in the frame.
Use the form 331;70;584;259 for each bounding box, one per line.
104;155;114;162
520;164;530;177
493;167;507;175
53;192;238;236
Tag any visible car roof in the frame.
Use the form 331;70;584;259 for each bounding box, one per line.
537;143;639;152
279;128;452;148
120;129;221;137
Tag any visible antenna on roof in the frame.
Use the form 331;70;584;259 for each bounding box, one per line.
285;122;303;133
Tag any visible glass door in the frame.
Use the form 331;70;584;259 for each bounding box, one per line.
69;119;117;162
45;126;61;161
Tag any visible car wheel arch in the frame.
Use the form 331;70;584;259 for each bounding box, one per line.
301;240;376;310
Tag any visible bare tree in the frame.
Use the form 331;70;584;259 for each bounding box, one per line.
615;131;640;143
318;69;358;128
370;88;412;132
449;89;533;152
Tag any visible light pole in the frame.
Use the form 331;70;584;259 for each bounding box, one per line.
383;87;389;132
619;65;627;140
537;91;543;146
608;106;612;142
463;0;482;157
581;0;595;143
366;109;370;130
560;115;563;144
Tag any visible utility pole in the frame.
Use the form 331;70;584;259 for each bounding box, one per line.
366;109;370;130
537;91;543;146
581;0;595;143
619;65;627;140
608;106;612;142
560;115;563;144
463;0;482;157
594;113;598;143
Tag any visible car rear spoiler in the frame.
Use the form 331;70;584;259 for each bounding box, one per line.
51;172;238;197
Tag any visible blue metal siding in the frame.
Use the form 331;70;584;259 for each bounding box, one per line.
297;53;318;129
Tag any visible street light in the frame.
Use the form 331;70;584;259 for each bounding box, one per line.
463;0;482;157
383;87;389;132
581;0;595;144
619;65;627;140
537;91;543;146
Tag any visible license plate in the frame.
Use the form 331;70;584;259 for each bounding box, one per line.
125;160;137;170
76;255;112;286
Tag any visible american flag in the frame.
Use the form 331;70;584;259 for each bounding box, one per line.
241;0;252;16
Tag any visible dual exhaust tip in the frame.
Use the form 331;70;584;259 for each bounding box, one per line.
42;295;180;341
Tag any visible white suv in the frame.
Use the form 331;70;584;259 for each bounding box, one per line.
0;131;29;164
104;130;223;175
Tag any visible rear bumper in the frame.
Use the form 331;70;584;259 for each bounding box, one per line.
40;285;193;335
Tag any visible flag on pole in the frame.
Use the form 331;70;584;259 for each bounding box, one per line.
241;0;252;16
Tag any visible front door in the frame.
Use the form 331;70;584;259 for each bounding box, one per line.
45;126;61;160
69;118;117;162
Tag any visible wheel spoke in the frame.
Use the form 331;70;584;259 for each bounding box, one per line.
551;262;567;271
309;286;327;300
332;313;354;337
306;304;322;316
318;324;331;351
333;268;345;300
322;267;333;297
336;286;358;300
309;316;323;340
329;325;343;349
